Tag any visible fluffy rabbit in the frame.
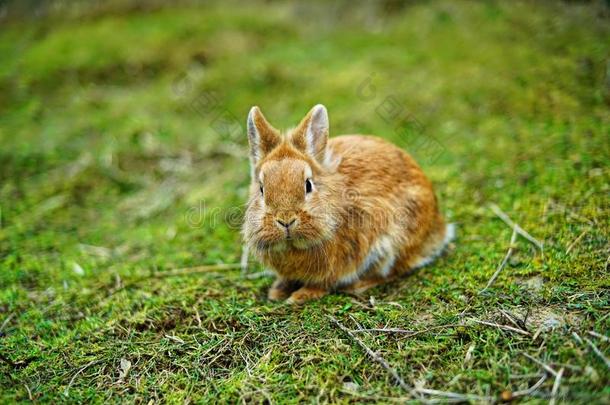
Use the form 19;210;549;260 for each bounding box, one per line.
243;104;454;304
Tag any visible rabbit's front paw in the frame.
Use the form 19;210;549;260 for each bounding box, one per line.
286;286;328;304
268;278;301;301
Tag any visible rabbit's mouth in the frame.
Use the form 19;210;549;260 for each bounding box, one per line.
250;217;335;252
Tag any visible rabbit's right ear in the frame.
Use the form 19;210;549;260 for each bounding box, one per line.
247;106;281;167
290;104;328;164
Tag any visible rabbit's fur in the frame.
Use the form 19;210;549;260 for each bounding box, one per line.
243;104;453;304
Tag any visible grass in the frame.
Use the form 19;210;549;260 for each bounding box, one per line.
0;0;609;402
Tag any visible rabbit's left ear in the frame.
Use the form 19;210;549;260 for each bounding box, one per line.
291;104;328;163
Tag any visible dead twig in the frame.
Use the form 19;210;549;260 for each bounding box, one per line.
584;337;610;370
522;353;558;377
469;318;531;336
481;229;518;292
489;203;543;251
328;315;412;393
549;368;564;405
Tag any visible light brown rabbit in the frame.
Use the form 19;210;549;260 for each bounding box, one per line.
242;104;454;304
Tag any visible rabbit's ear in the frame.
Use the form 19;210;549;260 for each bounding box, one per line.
291;104;328;163
247;106;281;166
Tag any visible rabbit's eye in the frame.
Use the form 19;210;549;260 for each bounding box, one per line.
259;184;264;195
305;179;313;194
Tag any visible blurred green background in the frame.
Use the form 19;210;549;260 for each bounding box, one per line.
1;0;609;402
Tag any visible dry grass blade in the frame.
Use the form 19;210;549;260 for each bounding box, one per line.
165;334;186;344
24;384;33;401
572;332;584;345
565;228;589;254
463;343;476;368
469;318;531;336
489;203;543;251
351;327;416;334
351;324;463;338
328;315;413;393
498;309;524;331
584;337;610;370
511;375;547;398
63;360;102;396
522;353;558;377
414;388;491;402
481;229;518;292
549;367;564;405
587;330;609;342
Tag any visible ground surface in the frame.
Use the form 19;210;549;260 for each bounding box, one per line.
1;0;609;403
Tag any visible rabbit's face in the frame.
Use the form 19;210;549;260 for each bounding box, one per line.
243;105;339;252
246;153;337;251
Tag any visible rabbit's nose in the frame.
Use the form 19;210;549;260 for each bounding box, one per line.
276;218;297;230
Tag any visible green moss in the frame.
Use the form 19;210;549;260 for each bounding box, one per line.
1;0;609;402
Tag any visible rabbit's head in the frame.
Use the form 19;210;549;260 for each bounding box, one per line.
243;105;342;252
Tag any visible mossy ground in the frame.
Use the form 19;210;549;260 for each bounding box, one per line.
1;0;609;403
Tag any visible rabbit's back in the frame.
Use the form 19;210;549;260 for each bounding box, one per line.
327;135;447;284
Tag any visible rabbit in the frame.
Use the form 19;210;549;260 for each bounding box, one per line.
242;104;454;304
